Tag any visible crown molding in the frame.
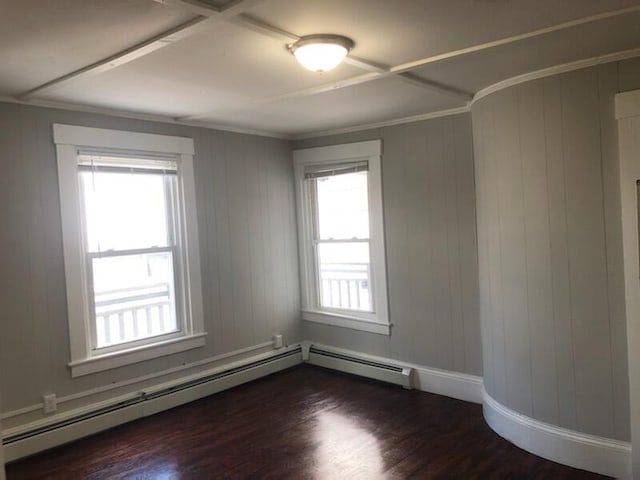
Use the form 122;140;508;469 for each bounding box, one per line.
293;106;471;140
472;47;640;106
0;96;293;140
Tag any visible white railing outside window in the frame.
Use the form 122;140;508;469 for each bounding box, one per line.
95;283;177;348
319;263;371;311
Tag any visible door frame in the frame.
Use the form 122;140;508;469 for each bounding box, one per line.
616;89;640;478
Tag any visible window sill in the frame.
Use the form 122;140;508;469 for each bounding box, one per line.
69;333;207;377
302;310;391;335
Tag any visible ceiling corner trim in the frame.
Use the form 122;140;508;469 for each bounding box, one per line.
471;46;640;106
292;106;471;140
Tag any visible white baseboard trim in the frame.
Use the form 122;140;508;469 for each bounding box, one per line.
303;342;483;404
3;346;302;462
483;390;631;479
6;339;626;478
412;364;483;404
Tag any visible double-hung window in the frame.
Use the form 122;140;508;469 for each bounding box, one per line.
55;124;205;377
293;140;390;335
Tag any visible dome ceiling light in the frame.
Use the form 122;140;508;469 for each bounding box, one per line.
289;34;355;73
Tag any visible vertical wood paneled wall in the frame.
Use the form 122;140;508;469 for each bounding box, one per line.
472;60;640;441
0;103;301;418
294;114;483;376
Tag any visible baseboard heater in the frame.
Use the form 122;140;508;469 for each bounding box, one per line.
306;345;413;389
3;347;302;461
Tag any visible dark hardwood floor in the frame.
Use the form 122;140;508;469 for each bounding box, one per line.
7;364;608;479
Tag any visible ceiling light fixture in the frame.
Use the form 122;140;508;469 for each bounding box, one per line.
289;34;355;73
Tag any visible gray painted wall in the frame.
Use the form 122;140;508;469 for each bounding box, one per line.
0;102;301;423
472;58;640;441
294;114;482;376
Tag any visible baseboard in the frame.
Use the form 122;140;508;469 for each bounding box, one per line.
483;390;631;479
3;346;302;462
306;344;413;388
412;364;483;404
5;340;626;478
303;342;483;404
304;343;631;477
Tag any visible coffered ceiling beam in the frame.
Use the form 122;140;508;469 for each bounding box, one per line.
394;73;472;101
178;70;472;123
176;71;382;121
229;13;389;74
389;4;640;74
176;12;468;121
16;0;266;100
219;0;267;16
152;0;220;17
183;3;640;120
343;56;387;74
17;17;208;100
18;0;640;116
176;68;471;123
234;3;640;96
154;0;266;17
229;13;298;42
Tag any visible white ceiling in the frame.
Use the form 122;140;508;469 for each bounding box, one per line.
1;0;640;137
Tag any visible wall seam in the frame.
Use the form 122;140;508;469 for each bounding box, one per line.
559;75;579;429
210;134;224;347
453;118;468;372
541;79;562;425
425;124;439;365
490;99;509;403
595;64;619;438
444;118;457;370
516;84;536;418
242;138;257;344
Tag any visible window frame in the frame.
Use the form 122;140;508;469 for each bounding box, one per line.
54;124;206;377
293;140;390;335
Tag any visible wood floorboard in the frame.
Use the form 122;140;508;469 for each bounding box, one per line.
6;364;609;479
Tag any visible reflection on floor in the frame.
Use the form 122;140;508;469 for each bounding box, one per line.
6;364;609;479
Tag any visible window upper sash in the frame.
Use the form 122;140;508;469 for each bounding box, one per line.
304;160;368;180
77;153;177;175
78;165;177;176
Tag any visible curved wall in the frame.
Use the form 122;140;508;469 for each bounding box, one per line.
472;61;634;441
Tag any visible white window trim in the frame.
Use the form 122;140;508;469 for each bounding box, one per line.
293;140;390;335
54;124;206;377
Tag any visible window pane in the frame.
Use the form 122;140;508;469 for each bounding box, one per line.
92;252;178;348
316;171;369;240
80;171;172;252
317;242;372;312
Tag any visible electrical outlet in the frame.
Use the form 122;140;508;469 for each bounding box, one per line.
43;393;57;414
272;334;283;349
